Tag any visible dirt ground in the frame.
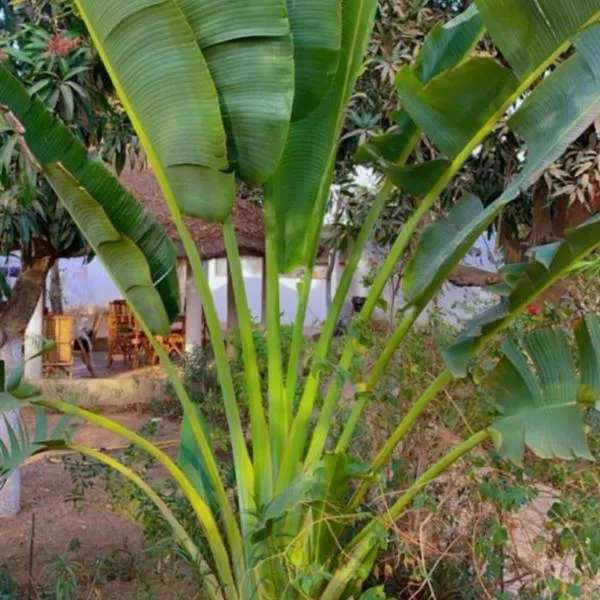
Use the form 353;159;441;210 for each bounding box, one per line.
0;411;198;599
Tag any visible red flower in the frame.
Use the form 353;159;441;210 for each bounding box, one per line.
527;304;540;316
45;33;81;58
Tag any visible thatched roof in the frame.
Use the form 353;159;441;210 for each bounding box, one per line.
120;167;265;260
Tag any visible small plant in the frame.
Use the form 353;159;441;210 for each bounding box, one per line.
40;538;82;600
0;566;19;600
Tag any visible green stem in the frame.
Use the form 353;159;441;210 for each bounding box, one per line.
276;179;395;492
305;37;577;469
305;308;416;465
303;189;444;470
285;264;314;408
265;198;287;479
223;217;273;505
285;205;327;406
71;0;250;556
321;430;490;600
333;308;419;456
389;429;490;518
36;400;237;597
175;214;256;527
69;445;223;595
348;369;453;510
124;280;247;581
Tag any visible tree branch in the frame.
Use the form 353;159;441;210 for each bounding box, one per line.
448;265;502;288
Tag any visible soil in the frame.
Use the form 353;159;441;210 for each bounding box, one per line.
0;410;198;599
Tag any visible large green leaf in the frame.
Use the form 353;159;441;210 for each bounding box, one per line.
487;327;597;465
475;0;600;80
575;315;600;409
403;194;487;304
408;25;600;344
0;67;180;326
357;6;484;166
286;0;342;121
75;0;236;221
384;159;451;197
507;24;600;190
396;58;519;160
414;4;484;83
45;164;172;333
445;215;600;377
177;0;295;184
267;0;378;272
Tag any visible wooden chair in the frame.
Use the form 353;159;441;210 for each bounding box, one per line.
43;315;74;378
107;300;148;368
154;315;186;363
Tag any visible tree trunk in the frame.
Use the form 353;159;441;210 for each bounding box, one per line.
0;254;54;348
49;261;64;314
0;338;22;517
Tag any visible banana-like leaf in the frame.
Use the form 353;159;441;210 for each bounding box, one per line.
76;0;297;215
414;4;484;83
507;24;600;190
445;214;600;377
0;407;70;486
45;164;172;334
393;3;599;166
178;404;217;514
75;0;235;221
286;0;342;121
0;66;180;329
177;0;295;184
487;325;598;465
575;315;600;409
405;25;600;330
384;159;451;197
267;0;378;272
403;194;487;303
475;0;600;80
396;58;519;160
357;5;484;165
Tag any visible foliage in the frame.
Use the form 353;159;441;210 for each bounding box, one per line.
0;0;138;273
0;565;19;600
2;2;600;600
40;538;82;600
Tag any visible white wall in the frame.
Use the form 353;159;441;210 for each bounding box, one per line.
53;256;331;328
6;226;501;335
360;231;502;327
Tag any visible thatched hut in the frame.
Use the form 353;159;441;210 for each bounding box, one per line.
121;167;266;344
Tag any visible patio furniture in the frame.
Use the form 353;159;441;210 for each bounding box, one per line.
153;315;186;363
73;312;103;378
107;300;148;368
43;315;74;378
